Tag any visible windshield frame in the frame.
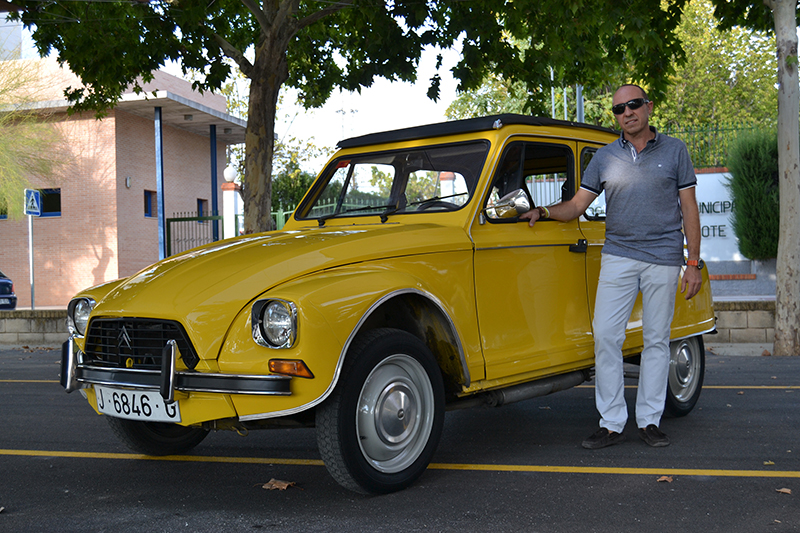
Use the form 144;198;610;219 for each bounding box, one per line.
294;140;491;224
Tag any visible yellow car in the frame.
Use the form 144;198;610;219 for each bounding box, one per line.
62;115;715;494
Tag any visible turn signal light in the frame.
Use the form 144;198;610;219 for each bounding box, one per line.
269;359;314;379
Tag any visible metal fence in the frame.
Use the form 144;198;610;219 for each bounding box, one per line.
234;206;295;234
662;122;774;169
166;212;223;256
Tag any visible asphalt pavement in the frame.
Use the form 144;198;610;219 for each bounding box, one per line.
1;347;798;532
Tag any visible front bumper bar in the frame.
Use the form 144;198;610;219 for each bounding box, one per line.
61;338;291;402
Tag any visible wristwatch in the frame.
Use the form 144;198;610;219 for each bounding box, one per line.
686;259;705;269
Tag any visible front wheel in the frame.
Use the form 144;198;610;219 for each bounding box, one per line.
664;336;705;417
316;328;445;494
106;417;209;455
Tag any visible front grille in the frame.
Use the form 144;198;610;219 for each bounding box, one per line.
83;318;200;370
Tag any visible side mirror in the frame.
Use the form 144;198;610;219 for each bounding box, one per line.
486;189;531;219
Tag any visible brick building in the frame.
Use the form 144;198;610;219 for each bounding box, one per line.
0;58;245;308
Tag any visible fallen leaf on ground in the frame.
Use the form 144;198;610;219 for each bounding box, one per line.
738;391;744;395
764;460;775;466
657;476;673;483
262;479;296;490
762;350;772;356
0;506;5;513
776;488;792;495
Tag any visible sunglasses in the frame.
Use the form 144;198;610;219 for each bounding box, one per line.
612;98;650;115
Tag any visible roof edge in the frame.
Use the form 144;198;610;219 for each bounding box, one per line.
336;114;618;149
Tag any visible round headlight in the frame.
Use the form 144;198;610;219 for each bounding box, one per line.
68;298;94;336
254;299;297;348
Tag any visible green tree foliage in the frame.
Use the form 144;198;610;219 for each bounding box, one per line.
726;129;780;259
11;0;692;234
0;57;66;219
447;0;776;129
271;163;316;210
655;0;776;128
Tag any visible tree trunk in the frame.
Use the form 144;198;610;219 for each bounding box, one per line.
769;0;800;355
241;32;290;234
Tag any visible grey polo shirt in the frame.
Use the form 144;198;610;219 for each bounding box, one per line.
580;127;697;266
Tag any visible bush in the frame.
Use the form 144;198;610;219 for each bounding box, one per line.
726;128;780;260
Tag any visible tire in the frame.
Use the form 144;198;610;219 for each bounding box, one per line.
106;417;209;455
664;335;705;417
316;328;445;494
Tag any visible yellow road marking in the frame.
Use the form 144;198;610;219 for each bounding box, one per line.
1;380;59;383
1;449;798;479
576;385;800;390
0;449;324;466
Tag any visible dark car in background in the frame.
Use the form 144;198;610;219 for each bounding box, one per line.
0;269;17;310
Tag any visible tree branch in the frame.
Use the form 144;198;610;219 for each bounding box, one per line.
212;33;254;77
296;0;353;32
241;0;272;30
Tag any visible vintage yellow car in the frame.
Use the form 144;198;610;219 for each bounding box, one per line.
62;115;715;494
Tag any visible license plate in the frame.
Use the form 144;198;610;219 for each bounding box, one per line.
0;298;9;305
95;386;181;422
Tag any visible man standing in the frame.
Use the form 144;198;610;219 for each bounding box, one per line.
521;84;703;448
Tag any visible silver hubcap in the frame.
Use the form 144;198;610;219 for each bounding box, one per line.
669;338;700;401
356;354;434;473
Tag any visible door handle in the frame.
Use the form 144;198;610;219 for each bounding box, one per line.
569;239;588;253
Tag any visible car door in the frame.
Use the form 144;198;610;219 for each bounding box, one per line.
471;139;595;381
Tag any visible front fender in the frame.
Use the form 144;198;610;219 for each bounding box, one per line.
219;251;480;421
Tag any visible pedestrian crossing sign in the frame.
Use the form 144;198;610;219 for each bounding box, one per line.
24;189;41;217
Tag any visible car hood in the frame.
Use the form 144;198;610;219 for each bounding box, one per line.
89;223;473;357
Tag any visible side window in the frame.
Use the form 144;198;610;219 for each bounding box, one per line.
40;188;61;218
581;147;606;220
197;198;209;222
144;190;156;218
485;142;573;221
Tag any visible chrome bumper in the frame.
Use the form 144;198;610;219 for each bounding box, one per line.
61;338;291;402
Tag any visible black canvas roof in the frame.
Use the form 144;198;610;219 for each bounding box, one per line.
336;114;617;149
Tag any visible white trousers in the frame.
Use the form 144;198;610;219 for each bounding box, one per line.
592;254;681;433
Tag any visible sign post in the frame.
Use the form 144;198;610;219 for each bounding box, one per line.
24;189;41;310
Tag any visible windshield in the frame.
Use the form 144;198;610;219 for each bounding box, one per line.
297;141;489;223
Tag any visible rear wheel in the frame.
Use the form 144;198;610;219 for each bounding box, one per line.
106;417;209;455
316;328;445;494
664;336;705;417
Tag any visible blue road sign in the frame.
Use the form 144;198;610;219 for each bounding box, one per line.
24;189;41;217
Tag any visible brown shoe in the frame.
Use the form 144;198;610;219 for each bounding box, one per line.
639;424;670;447
582;428;625;449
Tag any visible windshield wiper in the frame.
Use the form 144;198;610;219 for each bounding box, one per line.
317;203;396;227
406;192;467;207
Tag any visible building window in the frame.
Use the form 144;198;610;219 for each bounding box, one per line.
197;199;208;223
144;190;156;218
40;188;61;218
